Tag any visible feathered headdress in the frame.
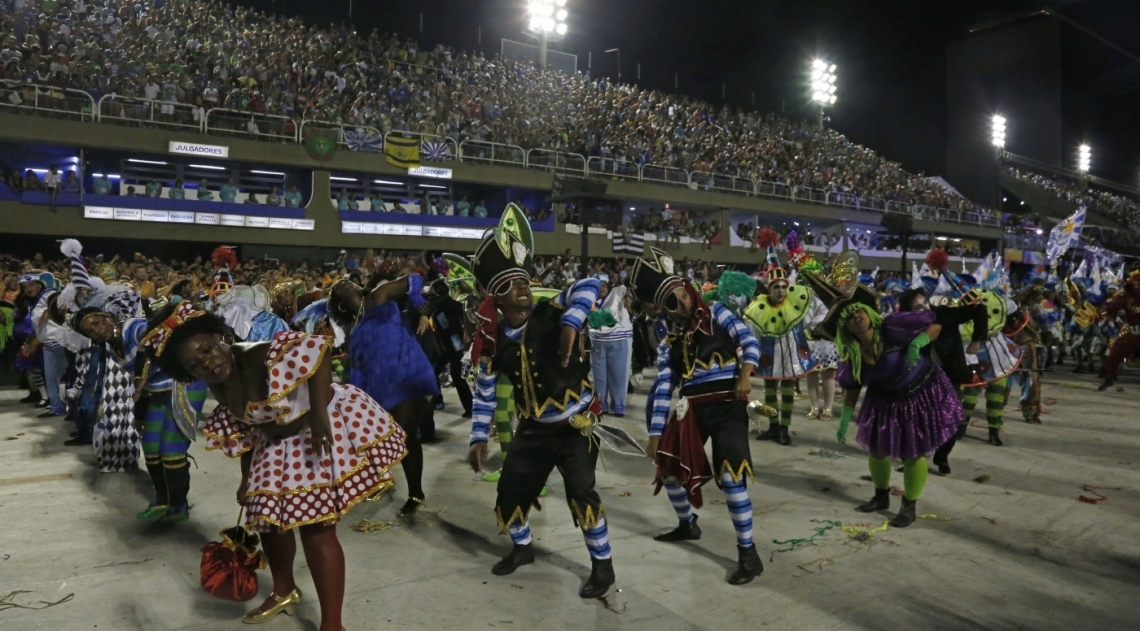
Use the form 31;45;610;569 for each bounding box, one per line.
211;245;238;269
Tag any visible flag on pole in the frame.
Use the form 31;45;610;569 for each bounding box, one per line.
421;140;449;162
385;135;420;168
1045;206;1086;262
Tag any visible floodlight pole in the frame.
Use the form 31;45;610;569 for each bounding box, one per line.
539;31;548;68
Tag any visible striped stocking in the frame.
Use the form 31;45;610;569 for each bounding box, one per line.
722;470;754;548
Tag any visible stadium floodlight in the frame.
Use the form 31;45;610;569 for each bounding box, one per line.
1078;144;1091;173
809;59;837;128
991;115;1006;148
524;0;568;68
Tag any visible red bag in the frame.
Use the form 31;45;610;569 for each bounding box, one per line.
200;511;266;602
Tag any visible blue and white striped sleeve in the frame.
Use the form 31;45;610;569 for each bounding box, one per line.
554;278;600;330
646;341;677;436
469;359;498;445
713;302;760;368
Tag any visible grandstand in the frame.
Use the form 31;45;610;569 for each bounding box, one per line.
1;0;1018;269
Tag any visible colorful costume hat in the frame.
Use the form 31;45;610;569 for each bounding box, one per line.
758;227;786;285
802;271;879;340
629;247;685;310
471;203;533;296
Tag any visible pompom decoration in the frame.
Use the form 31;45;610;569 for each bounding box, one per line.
757;227;781;249
211;245;238;269
785;230;802;257
925;248;950;274
60;238;83;259
431;257;450;277
799;256;825;277
716;270;758;302
587;309;618;330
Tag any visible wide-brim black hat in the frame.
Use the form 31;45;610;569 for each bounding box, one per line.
471;204;534;295
629;247;685;309
803;271;879;339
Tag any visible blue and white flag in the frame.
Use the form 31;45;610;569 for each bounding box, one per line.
421;140;449;162
1045;206;1086;263
344;129;383;153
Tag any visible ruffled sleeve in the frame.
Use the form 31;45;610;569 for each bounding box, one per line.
882;310;936;348
258;331;332;425
836;360;860;390
202;405;254;457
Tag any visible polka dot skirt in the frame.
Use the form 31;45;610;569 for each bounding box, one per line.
203;332;408;532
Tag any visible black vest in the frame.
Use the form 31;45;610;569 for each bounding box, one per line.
668;321;738;381
495;301;591;419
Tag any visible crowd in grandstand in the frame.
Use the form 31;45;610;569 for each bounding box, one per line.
1007;167;1140;234
1;0;998;222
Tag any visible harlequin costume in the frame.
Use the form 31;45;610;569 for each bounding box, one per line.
193;330;408;532
807;273;962;527
14;271;56;404
1098;270;1140;390
743;240;819;445
636;247;766;585
467;207;615;599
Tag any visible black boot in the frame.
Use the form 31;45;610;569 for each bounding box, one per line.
777;424;792;446
727;544;764;585
492;544;535;576
1072;363;1085;374
756;421;780;441
19;392;41;404
954;421;969;441
578;558;615;599
653;515;701;542
988;428;1003;446
890;498;917;528
164;457;191;509
932;438;954;476
1098;378;1114;391
857;488;891;513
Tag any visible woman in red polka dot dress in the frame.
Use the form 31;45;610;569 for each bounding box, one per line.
144;302;407;631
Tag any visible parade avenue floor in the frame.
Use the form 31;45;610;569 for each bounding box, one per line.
1;370;1138;631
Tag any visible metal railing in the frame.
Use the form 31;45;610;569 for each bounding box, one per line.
0;79;95;122
526;148;586;175
641;164;689;186
205;108;296;143
586;156;640;181
0;85;1004;228
98;95;204;133
460;140;526;167
385;131;459;160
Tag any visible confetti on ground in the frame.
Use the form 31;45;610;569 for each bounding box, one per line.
979;517;997;525
808;449;845;459
919;514;952;521
618;492;631;497
351;508;445;532
772;519;841;553
0;591;74;613
93;557;153;569
973;474;991;484
1077;484;1120;505
841;521;889;542
889;485;906;496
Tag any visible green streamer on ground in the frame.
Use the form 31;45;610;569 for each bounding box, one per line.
772;519;841;553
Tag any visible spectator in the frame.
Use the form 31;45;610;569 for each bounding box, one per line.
92;174;113;195
455;195;471;217
145;179;161;197
43;164;61;211
474;199;488;218
197;179;215;201
220;177;238;203
266;186;282;206
126;185;140;196
337;189;351;211
284;185;303;208
169;179;186;200
369;192;385;212
392;200;407;213
64;170;81;193
245;193;260;204
23;169;41;191
348;194;360;211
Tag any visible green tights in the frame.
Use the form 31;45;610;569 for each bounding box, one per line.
869;456;928;501
764;380;795;426
960;377;1007;430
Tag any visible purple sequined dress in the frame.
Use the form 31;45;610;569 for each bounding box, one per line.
837;310;962;460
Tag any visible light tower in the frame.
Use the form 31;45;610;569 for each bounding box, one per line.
810;59;837;130
524;0;568;69
1077;144;1091;173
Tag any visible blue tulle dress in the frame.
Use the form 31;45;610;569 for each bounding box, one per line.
837;310;962;460
348;301;440;410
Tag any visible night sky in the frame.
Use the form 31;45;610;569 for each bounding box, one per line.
243;0;1140;187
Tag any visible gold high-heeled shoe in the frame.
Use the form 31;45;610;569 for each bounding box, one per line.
820;408;833;421
805;407;820;419
242;588;302;624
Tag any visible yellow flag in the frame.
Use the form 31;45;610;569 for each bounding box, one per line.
385;135;420;169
